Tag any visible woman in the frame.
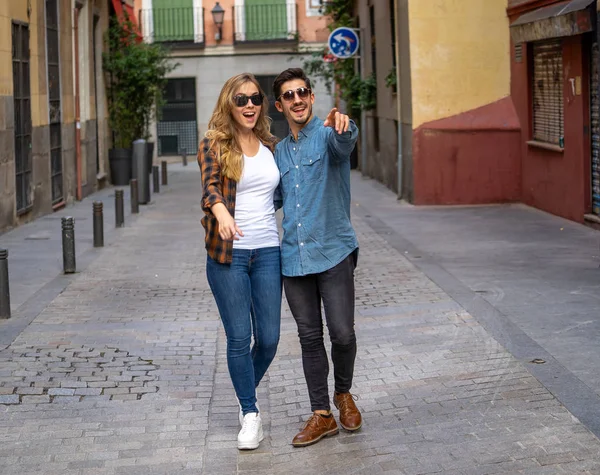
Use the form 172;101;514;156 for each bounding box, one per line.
197;73;281;450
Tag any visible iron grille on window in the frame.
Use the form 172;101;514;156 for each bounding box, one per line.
532;40;564;146
591;43;599;215
233;2;297;43
12;22;32;214
46;0;63;204
157;78;198;156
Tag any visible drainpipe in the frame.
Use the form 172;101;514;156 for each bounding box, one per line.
359;27;367;175
74;4;82;201
394;0;403;200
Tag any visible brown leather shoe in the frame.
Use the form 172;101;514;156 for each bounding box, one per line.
334;392;362;431
292;413;339;447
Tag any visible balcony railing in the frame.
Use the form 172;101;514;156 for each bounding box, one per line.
233;2;298;44
139;8;205;46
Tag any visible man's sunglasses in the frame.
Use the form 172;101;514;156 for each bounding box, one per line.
278;87;311;102
233;93;263;107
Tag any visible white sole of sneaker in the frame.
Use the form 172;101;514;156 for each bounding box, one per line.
237;427;264;450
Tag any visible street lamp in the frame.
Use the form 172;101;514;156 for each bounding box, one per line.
211;2;225;42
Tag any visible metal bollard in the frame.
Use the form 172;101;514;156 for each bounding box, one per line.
93;202;104;248
61;217;76;274
130;179;139;214
115;189;124;228
0;249;10;319
181;148;188;166
161;160;168;186
153;166;160;193
133;139;150;205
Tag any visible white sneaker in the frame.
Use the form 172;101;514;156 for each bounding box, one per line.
238;401;260;426
238;413;264;450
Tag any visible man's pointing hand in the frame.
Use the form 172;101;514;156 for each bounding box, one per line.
323;107;350;134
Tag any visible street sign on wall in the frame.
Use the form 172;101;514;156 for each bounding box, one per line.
328;27;359;59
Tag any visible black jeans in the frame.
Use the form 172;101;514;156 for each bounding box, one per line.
283;250;358;412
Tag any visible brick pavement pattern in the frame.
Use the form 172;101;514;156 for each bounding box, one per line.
0;168;599;474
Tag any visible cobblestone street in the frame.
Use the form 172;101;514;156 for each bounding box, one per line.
1;165;600;474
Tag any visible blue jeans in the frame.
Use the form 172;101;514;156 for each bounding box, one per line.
206;246;282;415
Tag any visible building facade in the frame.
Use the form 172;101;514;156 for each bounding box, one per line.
0;0;114;233
133;0;334;159
357;0;600;225
357;0;517;205
509;0;599;224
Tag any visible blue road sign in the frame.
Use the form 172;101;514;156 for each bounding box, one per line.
328;27;359;59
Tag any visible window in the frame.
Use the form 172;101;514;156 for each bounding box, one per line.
255;75;288;139
47;0;63;203
157;78;198;156
151;0;204;43
235;0;296;42
373;117;380;153
389;0;397;93
306;0;321;17
369;5;376;76
12;22;32;213
532;40;564;146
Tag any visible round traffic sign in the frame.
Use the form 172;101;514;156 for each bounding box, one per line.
328;27;359;59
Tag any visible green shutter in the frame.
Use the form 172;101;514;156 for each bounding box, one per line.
153;0;194;42
245;0;287;41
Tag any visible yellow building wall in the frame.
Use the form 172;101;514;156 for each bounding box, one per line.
408;0;510;128
0;0;50;128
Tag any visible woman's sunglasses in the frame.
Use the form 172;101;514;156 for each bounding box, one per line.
233;93;263;107
278;87;311;102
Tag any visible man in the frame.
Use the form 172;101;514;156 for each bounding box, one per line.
273;68;361;447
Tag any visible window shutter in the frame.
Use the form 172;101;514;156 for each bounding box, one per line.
592;43;600;215
532;40;563;146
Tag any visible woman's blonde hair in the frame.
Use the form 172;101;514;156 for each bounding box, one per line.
205;73;275;181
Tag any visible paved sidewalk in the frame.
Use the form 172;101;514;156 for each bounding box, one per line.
0;169;171;346
0;167;599;474
350;175;600;437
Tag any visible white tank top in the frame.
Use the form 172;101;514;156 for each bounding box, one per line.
233;142;280;250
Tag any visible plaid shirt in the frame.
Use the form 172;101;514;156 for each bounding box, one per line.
197;137;276;264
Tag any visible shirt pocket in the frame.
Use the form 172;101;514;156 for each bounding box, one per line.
301;154;323;184
280;165;291;192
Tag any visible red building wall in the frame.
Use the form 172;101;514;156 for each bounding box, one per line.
412;97;522;205
510;20;592;222
409;0;594;223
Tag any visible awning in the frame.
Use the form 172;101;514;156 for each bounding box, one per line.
110;0;123;17
510;0;595;43
110;0;141;40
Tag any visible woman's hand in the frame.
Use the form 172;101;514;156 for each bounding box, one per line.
212;203;244;241
217;214;243;241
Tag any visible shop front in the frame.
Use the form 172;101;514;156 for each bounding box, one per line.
509;0;596;223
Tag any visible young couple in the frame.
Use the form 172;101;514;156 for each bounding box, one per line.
198;68;361;450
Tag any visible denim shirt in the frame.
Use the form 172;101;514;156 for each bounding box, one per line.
275;116;359;277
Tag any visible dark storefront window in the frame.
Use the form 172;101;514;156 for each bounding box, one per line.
531;40;564;146
157;78;198;156
255;75;288;140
